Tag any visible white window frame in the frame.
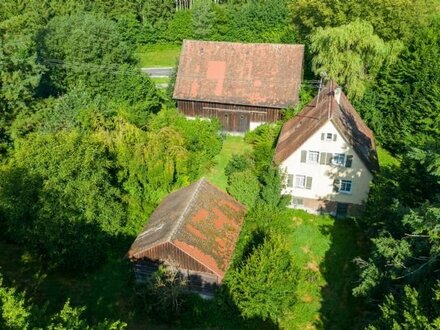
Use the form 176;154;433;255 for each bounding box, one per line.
326;133;333;141
332;153;346;166
295;175;306;188
308;151;320;164
340;180;352;194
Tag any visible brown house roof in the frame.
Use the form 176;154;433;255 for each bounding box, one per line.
173;40;304;108
127;178;246;279
274;81;379;173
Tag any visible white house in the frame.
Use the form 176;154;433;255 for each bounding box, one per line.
274;81;379;217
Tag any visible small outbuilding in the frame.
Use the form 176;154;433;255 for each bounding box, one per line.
173;40;304;133
127;178;246;297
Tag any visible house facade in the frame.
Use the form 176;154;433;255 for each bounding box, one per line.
127;178;246;297
274;81;379;217
173;40;304;133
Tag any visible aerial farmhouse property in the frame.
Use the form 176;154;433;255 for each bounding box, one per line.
173;40;304;132
274;81;379;217
127;178;246;297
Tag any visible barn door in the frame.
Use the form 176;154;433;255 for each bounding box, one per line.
238;113;250;132
219;111;230;131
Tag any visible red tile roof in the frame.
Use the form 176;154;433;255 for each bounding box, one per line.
274;81;379;173
127;178;246;279
173;40;304;108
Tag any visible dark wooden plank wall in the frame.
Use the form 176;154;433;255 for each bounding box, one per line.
177;100;281;132
133;261;220;296
134;242;214;275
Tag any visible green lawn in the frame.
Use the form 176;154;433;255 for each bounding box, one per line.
377;145;400;167
286;210;363;329
135;43;181;68
204;135;251;190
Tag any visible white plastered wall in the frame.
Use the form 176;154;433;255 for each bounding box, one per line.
280;120;373;205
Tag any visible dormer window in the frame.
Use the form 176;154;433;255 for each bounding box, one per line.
321;133;337;141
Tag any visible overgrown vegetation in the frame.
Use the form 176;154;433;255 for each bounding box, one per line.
0;0;439;328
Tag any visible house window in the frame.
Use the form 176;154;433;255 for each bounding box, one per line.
321;133;337;141
308;151;319;164
295;175;306;188
287;174;294;188
333;179;352;193
331;154;353;167
295;175;313;189
332;153;346;166
340;180;352;193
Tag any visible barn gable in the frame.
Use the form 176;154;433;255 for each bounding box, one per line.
128;178;246;280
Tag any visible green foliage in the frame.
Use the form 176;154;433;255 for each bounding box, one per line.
219;0;292;43
0;277;30;329
0;13;44;145
289;0;437;42
48;299;126;330
39;12;135;95
224;154;253;178
161;10;194;43
355;143;440;327
310;20;402;100
192;0;215;40
226;234;297;324
227;169;259;209
368;286;440;329
356;20;440;152
1;131;125;270
245;123;281;173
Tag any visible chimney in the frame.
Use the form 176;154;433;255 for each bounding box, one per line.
334;87;342;105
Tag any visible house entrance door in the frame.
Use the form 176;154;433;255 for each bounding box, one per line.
336;203;348;218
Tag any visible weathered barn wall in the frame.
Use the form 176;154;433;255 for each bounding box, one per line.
133;259;220;296
177;100;281;132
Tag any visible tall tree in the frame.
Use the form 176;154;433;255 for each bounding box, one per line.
0;14;44;146
310;20;402;100
356;20;440;152
39;12;135;95
192;0;215;40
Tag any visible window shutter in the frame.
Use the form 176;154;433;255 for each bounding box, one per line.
287;174;293;187
300;150;307;163
345;155;353;168
326;153;333;165
319;152;326;165
306;176;312;189
333;134;337;141
333;179;340;192
321;133;325;140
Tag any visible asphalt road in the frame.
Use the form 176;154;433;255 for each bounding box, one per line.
141;67;174;77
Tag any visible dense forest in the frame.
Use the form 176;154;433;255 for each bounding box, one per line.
0;0;439;329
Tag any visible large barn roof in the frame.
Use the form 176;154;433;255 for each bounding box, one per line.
274;81;379;173
173;40;304;108
127;178;246;279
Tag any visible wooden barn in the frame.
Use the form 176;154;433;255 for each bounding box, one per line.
127;178;246;297
173;40;304;133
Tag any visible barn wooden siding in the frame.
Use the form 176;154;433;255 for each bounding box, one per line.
133;242;214;274
177;100;282;132
133;260;220;296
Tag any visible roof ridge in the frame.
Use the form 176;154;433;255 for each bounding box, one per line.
166;178;205;242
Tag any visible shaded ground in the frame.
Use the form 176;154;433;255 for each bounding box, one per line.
286;210;363;329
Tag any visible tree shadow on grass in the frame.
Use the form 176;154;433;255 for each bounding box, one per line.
316;218;367;330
